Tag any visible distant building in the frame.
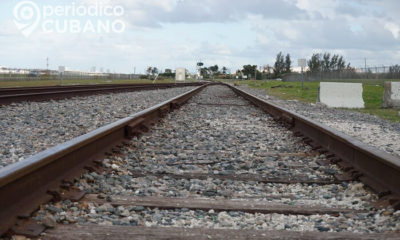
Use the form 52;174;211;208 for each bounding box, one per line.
291;66;309;73
0;66;8;74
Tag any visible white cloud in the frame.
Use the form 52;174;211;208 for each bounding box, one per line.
296;0;339;19
385;22;400;39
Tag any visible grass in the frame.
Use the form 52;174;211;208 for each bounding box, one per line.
0;78;180;88
359;85;399;122
319;78;400;85
222;79;400;123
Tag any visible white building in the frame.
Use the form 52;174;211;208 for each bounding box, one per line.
0;66;7;73
291;66;309;73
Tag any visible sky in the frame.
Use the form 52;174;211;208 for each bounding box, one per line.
0;0;400;74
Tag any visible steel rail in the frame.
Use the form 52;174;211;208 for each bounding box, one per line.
0;84;207;235
0;83;205;94
0;84;161;94
0;82;206;105
227;84;400;201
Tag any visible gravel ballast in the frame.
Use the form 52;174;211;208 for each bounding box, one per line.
237;84;400;159
32;86;400;234
0;87;195;168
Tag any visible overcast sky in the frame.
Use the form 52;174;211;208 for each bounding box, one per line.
1;0;400;73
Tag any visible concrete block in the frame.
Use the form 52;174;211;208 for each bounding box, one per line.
175;68;186;81
318;82;364;108
383;82;400;108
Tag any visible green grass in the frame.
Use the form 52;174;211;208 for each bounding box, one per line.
244;80;319;102
320;79;400;85
359;85;400;122
0;78;180;88
222;79;400;123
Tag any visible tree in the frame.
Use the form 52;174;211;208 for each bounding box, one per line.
307;53;322;73
263;65;272;74
160;68;174;78
262;65;273;79
146;67;158;79
388;65;400;79
337;56;345;71
222;66;228;74
273;52;285;77
285;54;292;73
321;53;331;72
200;67;210;79
209;65;219;74
330;54;339;71
308;52;349;73
389;65;400;73
241;65;257;79
146;66;153;76
152;67;158;75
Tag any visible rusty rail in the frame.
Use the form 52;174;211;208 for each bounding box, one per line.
0;84;207;235
227;84;400;202
0;82;206;105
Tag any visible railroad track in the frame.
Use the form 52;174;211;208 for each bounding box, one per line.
1;83;400;239
0;82;205;105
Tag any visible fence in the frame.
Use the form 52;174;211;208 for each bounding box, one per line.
0;72;142;82
282;65;400;82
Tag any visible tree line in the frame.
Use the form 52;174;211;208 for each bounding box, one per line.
307;53;350;73
259;52;352;79
383;65;400;79
146;51;352;80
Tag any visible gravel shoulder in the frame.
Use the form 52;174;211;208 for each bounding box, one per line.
237;84;400;159
0;87;195;168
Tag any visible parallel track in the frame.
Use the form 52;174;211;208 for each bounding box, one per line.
0;83;399;239
0;82;205;105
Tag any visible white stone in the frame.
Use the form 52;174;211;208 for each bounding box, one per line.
318;82;364;108
175;68;186;81
392;82;400;99
383;81;400;108
111;164;120;171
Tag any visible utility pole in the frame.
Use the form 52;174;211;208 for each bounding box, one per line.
364;58;367;70
46;57;50;80
301;66;304;90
